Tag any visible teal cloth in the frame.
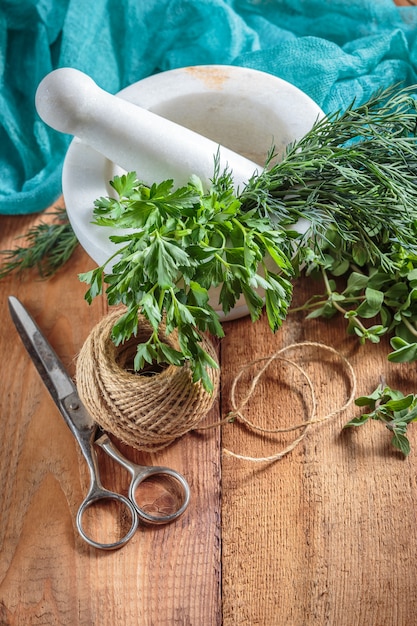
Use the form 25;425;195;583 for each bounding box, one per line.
1;0;416;215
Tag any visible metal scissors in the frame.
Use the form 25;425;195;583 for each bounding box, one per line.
8;296;190;550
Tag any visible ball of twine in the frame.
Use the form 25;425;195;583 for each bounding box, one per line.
76;309;219;451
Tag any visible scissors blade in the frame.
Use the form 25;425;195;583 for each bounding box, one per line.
8;295;78;406
8;295;97;443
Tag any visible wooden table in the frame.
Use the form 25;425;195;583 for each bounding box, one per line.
2;197;417;626
2;5;417;619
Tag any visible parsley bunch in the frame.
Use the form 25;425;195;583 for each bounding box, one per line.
79;164;294;391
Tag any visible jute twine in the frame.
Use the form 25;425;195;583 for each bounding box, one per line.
75;309;219;451
76;310;356;462
214;341;357;463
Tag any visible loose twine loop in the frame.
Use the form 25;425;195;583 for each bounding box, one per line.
75;309;220;452
214;341;357;463
76;311;357;462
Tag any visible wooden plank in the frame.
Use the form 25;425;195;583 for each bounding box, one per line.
0;212;221;625
220;276;417;625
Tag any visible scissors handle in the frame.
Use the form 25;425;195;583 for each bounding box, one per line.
76;486;139;550
75;436;139;550
96;433;191;525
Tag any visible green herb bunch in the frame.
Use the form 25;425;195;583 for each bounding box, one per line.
345;382;417;456
241;85;417;269
4;84;417;394
290;239;417;361
79;164;294;392
248;85;417;360
79;84;417;390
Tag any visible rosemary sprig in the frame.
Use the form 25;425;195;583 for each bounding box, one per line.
0;206;78;279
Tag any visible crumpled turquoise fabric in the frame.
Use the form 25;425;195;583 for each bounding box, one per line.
1;0;416;215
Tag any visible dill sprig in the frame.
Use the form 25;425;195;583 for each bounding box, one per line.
0;206;78;279
240;85;417;272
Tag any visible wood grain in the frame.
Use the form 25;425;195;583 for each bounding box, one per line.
1;3;416;620
2;213;417;625
220;278;417;626
0;212;221;626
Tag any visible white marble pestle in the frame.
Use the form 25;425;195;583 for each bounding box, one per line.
35;67;260;190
